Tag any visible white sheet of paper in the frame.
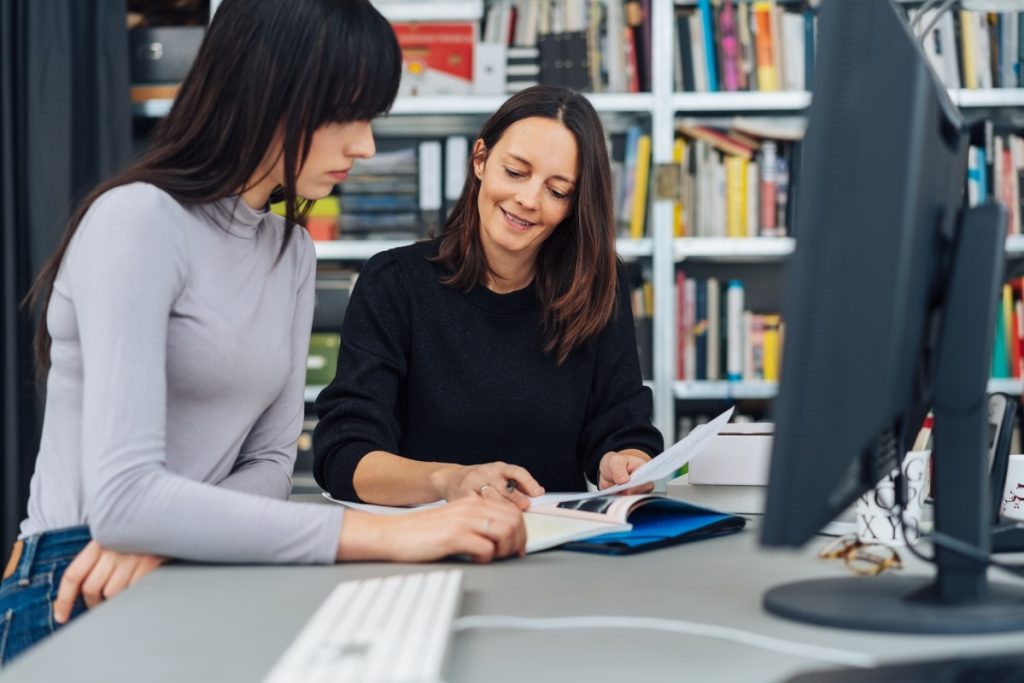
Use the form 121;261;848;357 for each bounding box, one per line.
528;406;735;507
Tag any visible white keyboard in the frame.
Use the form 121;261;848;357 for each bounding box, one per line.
263;569;463;683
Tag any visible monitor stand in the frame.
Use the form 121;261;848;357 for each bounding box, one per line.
765;205;1024;634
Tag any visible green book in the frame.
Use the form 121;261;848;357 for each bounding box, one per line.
307;333;340;387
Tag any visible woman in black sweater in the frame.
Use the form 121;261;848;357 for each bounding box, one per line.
313;86;663;508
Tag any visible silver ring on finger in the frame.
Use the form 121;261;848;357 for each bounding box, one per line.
479;484;494;494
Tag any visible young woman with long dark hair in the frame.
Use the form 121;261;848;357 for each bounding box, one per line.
313;86;664;509
0;0;525;665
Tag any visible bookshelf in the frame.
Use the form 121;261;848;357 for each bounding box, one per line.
130;0;1024;442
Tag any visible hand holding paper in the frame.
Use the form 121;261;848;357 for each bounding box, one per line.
529;407;736;506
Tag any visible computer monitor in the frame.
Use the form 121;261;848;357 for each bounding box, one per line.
760;0;1024;633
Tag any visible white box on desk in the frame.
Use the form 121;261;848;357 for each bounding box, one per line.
667;475;766;515
687;422;773;486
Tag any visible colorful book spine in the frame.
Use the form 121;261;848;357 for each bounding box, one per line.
694;280;708;381
724;155;746;238
673;137;687;236
961;10;979;89
762;314;781;382
630;133;653;238
760;141;778;234
726;280;745;381
706;278;721;381
698;0;719;92
719;0;742;92
752;1;779;91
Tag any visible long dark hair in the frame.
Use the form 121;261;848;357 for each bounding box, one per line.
432;86;618;365
26;0;401;375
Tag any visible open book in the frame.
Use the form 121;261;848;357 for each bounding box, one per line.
525;494;745;554
324;407;741;554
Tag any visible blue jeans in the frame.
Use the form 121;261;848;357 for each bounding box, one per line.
0;526;91;666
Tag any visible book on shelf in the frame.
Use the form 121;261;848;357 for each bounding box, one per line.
697;0;719;92
752;1;779;91
911;6;1024;90
538;30;591;90
392;21;477;96
478;0;650;93
673;0;814;94
991;277;1024;381
338;139;447;239
611;126;652;237
307;333;340;388
312;269;357;328
626;261;654;380
675;122;799;238
675;277;782;383
629;133;652;238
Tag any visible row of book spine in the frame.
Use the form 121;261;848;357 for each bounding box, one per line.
966;125;1024;237
612;125;653;238
675;274;783;383
630;268;655;379
914;7;1024;91
992;277;1024;381
674;0;815;94
674;121;797;238
483;0;652;93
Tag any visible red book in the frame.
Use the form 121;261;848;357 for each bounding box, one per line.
392;22;475;96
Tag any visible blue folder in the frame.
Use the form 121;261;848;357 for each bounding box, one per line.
560;498;746;555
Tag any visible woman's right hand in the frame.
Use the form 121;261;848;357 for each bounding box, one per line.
429;462;545;510
337;497;528;563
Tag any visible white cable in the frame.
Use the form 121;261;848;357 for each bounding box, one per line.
918;0;960;43
911;0;944;31
453;615;877;669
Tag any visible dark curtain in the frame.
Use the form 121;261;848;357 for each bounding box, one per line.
1;1;131;553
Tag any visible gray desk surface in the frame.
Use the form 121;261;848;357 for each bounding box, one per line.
5;515;1024;683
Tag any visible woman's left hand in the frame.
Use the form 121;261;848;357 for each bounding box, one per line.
53;540;166;624
598;450;654;494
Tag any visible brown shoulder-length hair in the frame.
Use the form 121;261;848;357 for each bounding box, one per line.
25;0;401;377
432;86;618;365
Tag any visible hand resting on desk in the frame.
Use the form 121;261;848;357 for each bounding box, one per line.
337;496;528;563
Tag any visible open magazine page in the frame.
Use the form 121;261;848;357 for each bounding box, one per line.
321;493;625;553
531;494;652;524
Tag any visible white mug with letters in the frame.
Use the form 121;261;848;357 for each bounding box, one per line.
856;450;929;547
1001;454;1024;522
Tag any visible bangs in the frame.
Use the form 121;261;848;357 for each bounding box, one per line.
314;0;401;125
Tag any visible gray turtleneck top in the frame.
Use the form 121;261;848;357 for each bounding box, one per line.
21;183;343;564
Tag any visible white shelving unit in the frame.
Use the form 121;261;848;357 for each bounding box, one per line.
674;380;778;400
674;378;1024;401
674;237;795;262
314;237;653;261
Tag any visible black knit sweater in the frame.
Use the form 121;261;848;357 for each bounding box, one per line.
312;240;663;500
